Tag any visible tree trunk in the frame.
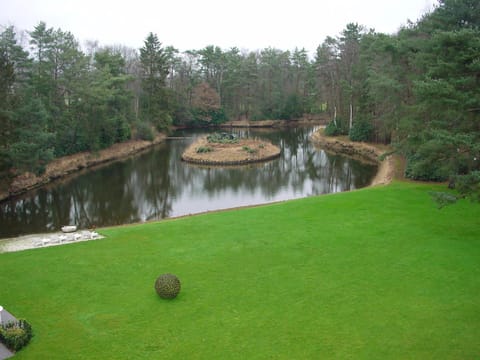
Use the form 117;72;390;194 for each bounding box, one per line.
349;101;353;130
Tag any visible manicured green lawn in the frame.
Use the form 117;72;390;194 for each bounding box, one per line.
1;182;479;359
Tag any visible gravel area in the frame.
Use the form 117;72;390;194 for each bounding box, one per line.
0;230;103;253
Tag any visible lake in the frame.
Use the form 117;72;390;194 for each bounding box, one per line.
0;127;377;238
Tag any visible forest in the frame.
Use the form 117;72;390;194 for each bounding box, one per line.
0;0;479;193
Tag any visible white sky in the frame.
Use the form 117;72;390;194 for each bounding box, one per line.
1;0;436;53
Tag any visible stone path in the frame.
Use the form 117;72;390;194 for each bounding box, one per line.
0;342;13;360
0;230;103;253
0;307;17;360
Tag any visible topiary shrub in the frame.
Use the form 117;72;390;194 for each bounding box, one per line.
155;273;181;299
0;319;33;352
242;146;257;154
196;146;213;153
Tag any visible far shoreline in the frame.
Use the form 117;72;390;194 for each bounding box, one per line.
0;134;167;203
0;121;396;204
0;128;405;249
0;119;326;203
309;129;402;186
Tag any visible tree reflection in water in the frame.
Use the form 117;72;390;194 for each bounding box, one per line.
0;127;377;238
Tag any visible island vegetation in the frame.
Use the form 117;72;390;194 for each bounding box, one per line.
0;0;479;200
181;132;281;165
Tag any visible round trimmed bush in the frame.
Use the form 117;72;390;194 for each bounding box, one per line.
155;273;181;299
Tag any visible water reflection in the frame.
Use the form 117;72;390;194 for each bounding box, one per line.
0;127;377;238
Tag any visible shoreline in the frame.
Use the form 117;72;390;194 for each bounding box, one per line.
310;130;401;186
0;121;326;202
218;118;327;128
0;134;166;202
181;137;281;165
1;127;402;252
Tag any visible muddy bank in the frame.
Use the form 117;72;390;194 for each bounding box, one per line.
219;117;327;128
182;137;281;166
0;134;166;202
310;130;398;186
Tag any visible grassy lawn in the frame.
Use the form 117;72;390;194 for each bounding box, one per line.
1;181;479;359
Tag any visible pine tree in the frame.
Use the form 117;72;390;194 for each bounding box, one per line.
139;33;172;130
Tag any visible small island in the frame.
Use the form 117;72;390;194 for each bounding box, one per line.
181;133;281;165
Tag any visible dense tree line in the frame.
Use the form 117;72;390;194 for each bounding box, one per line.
0;23;318;176
319;0;479;188
167;45;316;125
1;0;479;194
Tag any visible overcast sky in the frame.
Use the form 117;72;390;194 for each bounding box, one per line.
1;0;436;53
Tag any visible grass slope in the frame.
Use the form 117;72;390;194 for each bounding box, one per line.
1;182;479;359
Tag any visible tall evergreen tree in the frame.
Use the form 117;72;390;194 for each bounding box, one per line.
0;26;30;170
8;95;54;175
139;33;172;130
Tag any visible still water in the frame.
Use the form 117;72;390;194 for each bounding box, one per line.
0;127;377;238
